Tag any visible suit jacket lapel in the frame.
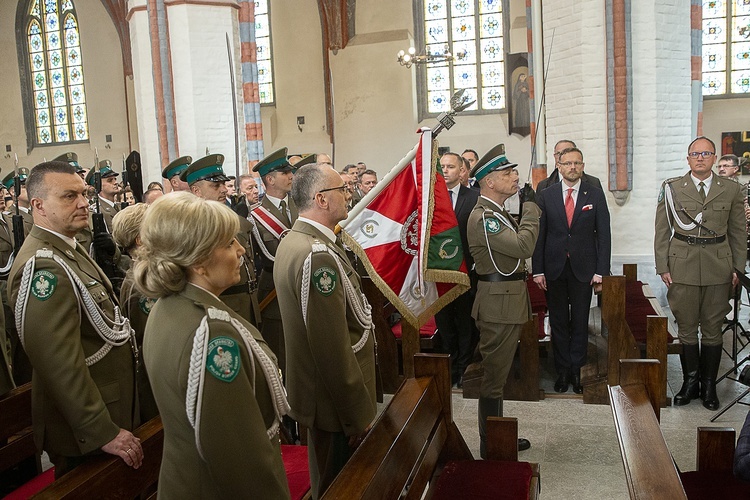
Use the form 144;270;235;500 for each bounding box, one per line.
676;173;703;204
550;186;568;228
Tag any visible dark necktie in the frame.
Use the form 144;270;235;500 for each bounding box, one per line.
278;200;291;227
699;181;706;201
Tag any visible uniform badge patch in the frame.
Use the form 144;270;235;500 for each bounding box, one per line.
658;186;665;203
485;218;501;234
313;266;337;296
138;296;156;315
206;336;241;382
31;270;57;301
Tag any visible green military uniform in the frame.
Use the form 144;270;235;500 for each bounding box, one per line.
143;283;290;499
120;275;158;422
2;169;33;386
8;226;137;474
52;152;86;176
0;215;15;395
466;147;540;458
0;305;12;396
275;220;376;498
655;172;746;345
251;148;298;374
85;161;121;231
182;155;260;326
655;170;745;410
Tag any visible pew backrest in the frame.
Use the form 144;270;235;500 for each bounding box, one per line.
0;383;36;475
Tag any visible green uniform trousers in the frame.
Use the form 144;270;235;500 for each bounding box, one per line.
667;282;732;346
476;320;521;399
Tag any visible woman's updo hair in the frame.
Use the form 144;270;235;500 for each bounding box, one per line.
133;192;240;298
111;203;148;255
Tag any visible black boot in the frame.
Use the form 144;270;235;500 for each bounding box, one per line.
700;344;722;411
674;344;700;406
478;397;530;459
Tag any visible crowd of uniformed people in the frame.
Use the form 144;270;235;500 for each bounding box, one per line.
2;137;750;497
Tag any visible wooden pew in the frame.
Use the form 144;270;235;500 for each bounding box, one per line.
582;269;674;405
322;353;540;499
33;417;163;499
609;359;750;499
0;383;42;497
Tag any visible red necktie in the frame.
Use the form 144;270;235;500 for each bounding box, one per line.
565;188;574;227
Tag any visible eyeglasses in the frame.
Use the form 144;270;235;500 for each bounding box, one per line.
688;151;715;158
559;161;584;167
318;184;348;194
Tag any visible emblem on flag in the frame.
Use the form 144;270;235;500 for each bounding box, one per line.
339;129;469;326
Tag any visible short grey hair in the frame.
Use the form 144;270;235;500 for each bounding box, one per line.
291;164;328;212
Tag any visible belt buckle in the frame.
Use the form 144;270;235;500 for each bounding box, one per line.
686;235;697;245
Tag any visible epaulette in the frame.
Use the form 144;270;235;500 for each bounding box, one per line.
35;248;54;258
662;176;681;186
311;240;328;253
207;307;232;322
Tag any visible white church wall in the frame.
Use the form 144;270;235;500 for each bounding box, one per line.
0;0;131;171
543;0;693;261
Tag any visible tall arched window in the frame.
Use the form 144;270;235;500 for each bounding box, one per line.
415;0;507;120
255;0;275;105
23;0;89;145
702;0;750;96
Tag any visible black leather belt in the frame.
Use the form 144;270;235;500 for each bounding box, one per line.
263;265;274;272
477;272;527;282
673;233;725;245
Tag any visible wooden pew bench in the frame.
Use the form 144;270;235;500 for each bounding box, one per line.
0;383;47;497
322;353;540;499
609;359;750;499
583;267;675;405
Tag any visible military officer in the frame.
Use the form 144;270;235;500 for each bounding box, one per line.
250;147;298;374
655;136;746;411
52;152;86;179
8;161;141;478
84;160;121;231
467;146;540;458
2;168;33;240
275;163;376;499
161;155;191;193
2;168;33;385
182;155;260;326
132;193;290;499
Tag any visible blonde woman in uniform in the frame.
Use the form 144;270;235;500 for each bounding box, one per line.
133;193;290;499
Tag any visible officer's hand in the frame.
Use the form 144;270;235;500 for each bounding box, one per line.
93;232;116;257
101;428;143;469
660;272;672;288
533;275;547;291
733;272;739;288
518;183;536;204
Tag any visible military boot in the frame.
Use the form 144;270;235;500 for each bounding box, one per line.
674;343;700;406
700;344;722;411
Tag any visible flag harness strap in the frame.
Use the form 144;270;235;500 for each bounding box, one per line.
15;248;134;367
481;210;521;276
185;306;290;460
301;242;372;354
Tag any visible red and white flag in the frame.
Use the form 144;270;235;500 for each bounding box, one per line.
339;129;470;327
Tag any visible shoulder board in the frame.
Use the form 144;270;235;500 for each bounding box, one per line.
311;240;328;253
207;307;232;322
35;248;54;259
662;176;681;186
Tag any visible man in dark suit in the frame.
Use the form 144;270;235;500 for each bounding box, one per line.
436;152;480;387
532;147;611;394
537;140;602;192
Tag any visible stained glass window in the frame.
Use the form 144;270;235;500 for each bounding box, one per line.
419;0;505;115
25;0;88;144
702;0;750;96
254;0;275;105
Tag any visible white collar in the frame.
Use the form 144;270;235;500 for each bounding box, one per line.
99;197;115;208
186;282;222;302
561;179;581;194
480;195;507;213
298;216;336;243
264;193;288;210
37;225;77;249
690;173;712;192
